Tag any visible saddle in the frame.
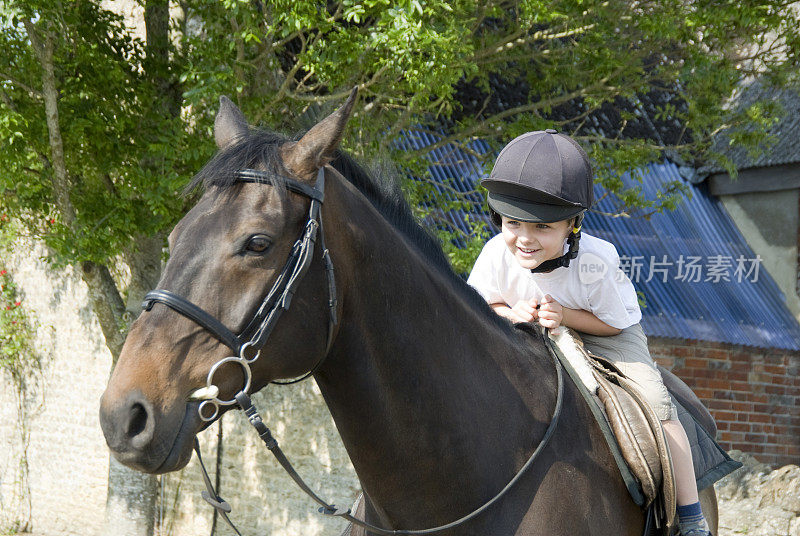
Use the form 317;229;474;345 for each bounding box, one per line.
547;326;677;533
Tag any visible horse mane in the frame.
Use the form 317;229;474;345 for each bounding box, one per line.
186;127;512;334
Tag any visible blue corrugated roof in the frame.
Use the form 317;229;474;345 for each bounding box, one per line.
400;131;800;351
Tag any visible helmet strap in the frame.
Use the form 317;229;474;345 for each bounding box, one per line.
529;213;583;274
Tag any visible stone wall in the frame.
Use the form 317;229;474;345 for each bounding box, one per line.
715;450;800;536
651;337;800;467
0;244;358;536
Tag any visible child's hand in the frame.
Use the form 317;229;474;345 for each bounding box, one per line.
510;298;539;324
537;294;563;329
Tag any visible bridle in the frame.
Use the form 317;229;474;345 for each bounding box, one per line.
142;166;338;422
140;164;565;535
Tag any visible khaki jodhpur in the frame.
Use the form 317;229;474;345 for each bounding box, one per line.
579;323;679;421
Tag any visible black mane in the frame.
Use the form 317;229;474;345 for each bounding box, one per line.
188;127;511;333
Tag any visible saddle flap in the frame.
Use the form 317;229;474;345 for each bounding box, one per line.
552;328;678;532
594;370;662;501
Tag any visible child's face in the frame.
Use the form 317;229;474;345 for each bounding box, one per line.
500;216;573;270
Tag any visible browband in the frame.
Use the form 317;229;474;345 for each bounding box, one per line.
235;169;324;203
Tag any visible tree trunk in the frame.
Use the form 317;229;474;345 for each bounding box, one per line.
104;457;159;536
23;15;159;536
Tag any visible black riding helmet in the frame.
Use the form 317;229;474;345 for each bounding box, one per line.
481;129;594;273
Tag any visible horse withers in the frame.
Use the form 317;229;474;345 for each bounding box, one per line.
99;91;716;535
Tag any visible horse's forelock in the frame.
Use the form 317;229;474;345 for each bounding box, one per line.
184;129;291;195
183;126;508;334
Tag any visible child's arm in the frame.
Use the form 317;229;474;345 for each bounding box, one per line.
538;294;622;336
490;299;539;324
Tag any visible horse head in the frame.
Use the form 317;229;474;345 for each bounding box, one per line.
99;90;356;473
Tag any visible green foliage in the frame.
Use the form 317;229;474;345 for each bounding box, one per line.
1;0;798;278
0;217;40;391
0;2;204;267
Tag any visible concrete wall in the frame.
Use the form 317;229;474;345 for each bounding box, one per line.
0;242;358;536
718;189;800;321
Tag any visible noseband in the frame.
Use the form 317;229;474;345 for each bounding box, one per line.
142;167;337;422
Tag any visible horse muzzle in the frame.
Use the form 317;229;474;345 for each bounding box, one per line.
99;388;201;474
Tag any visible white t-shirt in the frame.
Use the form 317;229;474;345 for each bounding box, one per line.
467;233;642;330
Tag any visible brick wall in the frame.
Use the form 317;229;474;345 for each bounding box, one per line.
650;337;800;467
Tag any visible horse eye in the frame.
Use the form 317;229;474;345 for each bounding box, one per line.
244;235;271;254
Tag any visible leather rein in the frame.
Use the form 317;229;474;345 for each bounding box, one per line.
140;165;565;535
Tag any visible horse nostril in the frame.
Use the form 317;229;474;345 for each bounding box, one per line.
126;402;149;439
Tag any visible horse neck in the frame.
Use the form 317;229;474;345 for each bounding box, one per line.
313;173;559;526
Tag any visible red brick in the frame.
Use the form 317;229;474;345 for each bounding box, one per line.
773;415;794;425
767;435;792;445
684;358;708;369
732;442;764;453
771;425;791;435
654;357;674;368
708;400;733;410
707;349;730;360
731;390;759;400
769;375;790;386
750;413;772;423
730;380;754;392
745;433;767;443
731;402;754;412
708;379;730;390
763;444;788;456
713;410;737;421
731;351;751;362
730;422;749;432
766;385;787;395
765;354;787;365
719;431;744;442
730;362;751;372
692;388;714;399
749;371;770;383
724;371;749;382
672;346;691;357
764;364;786;375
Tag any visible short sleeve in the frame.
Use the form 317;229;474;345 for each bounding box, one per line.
581;245;640;330
467;238;505;305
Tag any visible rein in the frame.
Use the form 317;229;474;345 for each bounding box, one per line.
197;341;564;536
142;165;565;534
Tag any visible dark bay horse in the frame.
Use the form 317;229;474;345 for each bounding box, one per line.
99;91;716;535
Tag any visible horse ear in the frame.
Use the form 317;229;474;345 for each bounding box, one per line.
282;87;358;179
215;96;249;149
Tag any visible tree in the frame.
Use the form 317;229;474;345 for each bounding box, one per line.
174;0;800;269
1;1;194;534
1;0;798;532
